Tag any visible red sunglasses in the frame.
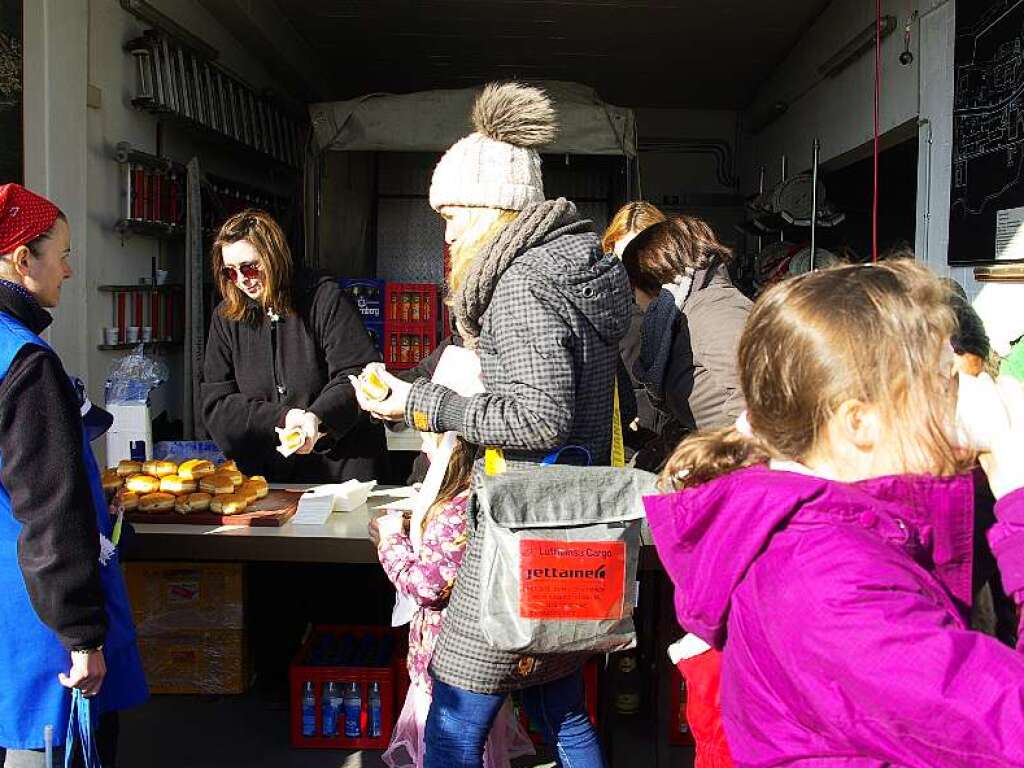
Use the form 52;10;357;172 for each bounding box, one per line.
220;261;262;282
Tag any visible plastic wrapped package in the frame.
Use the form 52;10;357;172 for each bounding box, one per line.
105;344;168;404
124;562;244;635
137;629;249;695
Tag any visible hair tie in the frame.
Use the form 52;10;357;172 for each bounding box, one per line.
735;410;754;438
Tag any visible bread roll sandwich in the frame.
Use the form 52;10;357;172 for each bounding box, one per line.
178;459;216;481
215;468;243;488
160;475;197;495
102;469;122;496
143;460;178;477
210;493;247;516
117;460;143;478
199;473;235;495
246;475;269;499
237;482;259;505
219;459;238;472
175;492;212;514
116;491;139;512
139;492;175;513
126;474;161;494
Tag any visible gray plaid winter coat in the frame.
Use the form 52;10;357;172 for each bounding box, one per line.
405;199;633;693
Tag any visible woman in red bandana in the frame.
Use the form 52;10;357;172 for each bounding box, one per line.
0;184;147;765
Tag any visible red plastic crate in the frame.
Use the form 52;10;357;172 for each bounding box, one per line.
515;658;600;745
289;625;399;751
384;283;439;369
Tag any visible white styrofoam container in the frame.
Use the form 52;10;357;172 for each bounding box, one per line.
105;402;153;465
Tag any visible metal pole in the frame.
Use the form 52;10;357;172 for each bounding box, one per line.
758;165;766;254
810;138;820;271
780;155;788;242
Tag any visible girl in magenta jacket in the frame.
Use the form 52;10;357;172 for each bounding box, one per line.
645;260;1024;766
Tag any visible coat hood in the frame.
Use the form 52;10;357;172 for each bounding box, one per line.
525;214;633;346
644;465;975;648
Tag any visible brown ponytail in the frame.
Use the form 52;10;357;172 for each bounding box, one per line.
659;427;771;491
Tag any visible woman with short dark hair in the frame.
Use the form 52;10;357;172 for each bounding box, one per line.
621;216;751;458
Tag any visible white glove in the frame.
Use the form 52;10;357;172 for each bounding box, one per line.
280;409;323;456
980;376;1024;500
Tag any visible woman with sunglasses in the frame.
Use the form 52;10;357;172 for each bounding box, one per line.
202;209;385;483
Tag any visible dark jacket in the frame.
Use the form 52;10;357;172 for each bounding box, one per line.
0;281;106;650
201;271;385;483
658;267;751;432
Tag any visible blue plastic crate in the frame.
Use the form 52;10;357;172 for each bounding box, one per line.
153;441;226;464
339;279;385;324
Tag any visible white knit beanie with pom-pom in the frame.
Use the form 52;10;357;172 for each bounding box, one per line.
429;82;558;212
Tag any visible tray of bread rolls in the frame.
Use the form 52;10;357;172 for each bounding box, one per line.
104;458;301;527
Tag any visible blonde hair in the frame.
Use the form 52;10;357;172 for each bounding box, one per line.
446;207;520;297
602;201;665;255
661;259;969;491
212;210;295;322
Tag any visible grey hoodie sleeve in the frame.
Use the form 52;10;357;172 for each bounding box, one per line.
405;269;574;451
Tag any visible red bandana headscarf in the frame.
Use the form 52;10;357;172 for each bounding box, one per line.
0;184;61;255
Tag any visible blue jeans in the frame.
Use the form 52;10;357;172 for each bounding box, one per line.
424;671;604;768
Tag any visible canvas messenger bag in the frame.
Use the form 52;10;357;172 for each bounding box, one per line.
475;458;657;655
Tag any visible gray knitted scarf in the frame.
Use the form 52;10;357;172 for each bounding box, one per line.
453;198;587;348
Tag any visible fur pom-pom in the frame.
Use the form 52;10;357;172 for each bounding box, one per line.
471;82;558;148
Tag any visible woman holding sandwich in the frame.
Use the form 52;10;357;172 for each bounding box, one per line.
202;209;384;483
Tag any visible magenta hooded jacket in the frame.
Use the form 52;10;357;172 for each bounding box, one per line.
645;465;1024;767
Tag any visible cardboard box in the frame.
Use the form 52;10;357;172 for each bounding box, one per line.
138;629;249;695
125;562;245;635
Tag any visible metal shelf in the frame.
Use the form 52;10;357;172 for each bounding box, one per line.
114;218;184;240
134;104;300;176
98;341;183;352
98;284;183;293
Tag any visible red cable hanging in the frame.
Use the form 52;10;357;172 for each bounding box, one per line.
872;0;882;262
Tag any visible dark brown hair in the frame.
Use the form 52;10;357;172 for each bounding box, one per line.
660;259;969;491
621;215;733;295
211;209;294;322
601;201;666;255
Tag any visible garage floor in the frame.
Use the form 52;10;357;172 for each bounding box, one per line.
118;692;694;767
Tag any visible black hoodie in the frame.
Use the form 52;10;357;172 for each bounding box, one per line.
0;280;106;650
201;271;385;482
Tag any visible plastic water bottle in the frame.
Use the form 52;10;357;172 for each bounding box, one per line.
322;682;342;737
301;681;316;737
367;681;382;737
343;681;362;738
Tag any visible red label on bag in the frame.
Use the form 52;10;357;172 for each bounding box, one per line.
519;539;626;620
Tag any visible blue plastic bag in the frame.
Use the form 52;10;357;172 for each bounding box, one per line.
64;689;100;768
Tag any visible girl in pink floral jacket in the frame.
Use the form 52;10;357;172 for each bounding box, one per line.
375;436;533;768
